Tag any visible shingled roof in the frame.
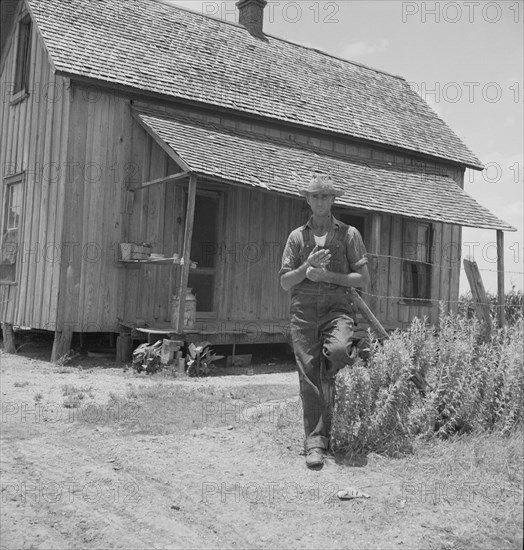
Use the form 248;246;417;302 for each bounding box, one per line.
25;0;483;170
133;108;514;231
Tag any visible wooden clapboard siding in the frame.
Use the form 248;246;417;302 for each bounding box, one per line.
47;77;71;329
146;136;167;322
0;19;21;323
114;102;135;322
39;68;65;330
58;84;88;332
32;60;55;328
121;116;146;323
82;93;110;330
120;116;187;326
14;26;45;325
0;15;70;330
215;186;301;323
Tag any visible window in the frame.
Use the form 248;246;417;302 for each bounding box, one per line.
13;15;32;95
1;175;24;282
402;221;432;300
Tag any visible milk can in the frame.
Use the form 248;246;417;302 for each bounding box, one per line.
172;288;197;329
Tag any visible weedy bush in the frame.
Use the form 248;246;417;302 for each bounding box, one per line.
458;286;524;326
332;308;523;457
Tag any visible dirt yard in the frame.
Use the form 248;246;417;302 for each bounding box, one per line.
1;344;522;550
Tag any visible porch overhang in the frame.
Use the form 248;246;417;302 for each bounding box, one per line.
132;107;515;232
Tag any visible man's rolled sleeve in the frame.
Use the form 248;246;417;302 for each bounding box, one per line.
345;227;368;272
279;232;301;276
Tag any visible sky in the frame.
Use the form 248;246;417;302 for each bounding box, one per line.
170;0;523;295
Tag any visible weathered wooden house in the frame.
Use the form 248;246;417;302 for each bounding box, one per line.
0;0;514;359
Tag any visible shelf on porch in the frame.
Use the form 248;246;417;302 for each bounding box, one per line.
118;318;292;345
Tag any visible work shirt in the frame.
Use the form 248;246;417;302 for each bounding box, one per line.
280;216;368;295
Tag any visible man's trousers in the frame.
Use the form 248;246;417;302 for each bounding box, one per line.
290;289;356;451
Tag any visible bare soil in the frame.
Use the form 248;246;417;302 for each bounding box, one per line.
1;345;522;550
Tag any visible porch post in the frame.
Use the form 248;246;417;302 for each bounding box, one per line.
370;213;381;273
369;213;381;312
176;173;197;333
496;229;505;328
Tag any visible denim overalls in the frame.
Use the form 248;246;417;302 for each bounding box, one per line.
290;224;357;452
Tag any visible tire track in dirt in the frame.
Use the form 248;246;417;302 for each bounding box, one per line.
1;419;249;549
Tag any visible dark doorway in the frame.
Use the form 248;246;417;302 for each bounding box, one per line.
333;210;366;241
188;192;220;316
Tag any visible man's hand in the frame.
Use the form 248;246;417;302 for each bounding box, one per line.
306;266;329;282
307;245;331;268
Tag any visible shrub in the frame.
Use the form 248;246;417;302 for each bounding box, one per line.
332;308;523;457
332;330;419;457
458;286;524;327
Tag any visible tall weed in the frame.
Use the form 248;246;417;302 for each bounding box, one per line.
332;309;523;457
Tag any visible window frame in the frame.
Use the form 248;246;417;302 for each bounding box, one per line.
401;219;433;303
11;13;32;104
0;172;25;285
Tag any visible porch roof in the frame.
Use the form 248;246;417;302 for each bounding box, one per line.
134;108;515;232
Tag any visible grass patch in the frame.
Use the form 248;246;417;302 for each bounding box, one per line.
61;384;95;409
84;382;298;435
389;431;523;549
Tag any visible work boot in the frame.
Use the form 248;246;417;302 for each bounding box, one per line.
305;447;325;469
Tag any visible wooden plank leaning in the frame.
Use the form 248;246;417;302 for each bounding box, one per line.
463;257;492;338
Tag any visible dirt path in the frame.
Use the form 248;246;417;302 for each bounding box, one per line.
1;350;522;550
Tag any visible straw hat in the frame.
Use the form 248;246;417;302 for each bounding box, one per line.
298;172;345;197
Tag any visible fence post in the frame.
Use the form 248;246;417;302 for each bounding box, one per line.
496;230;505;328
463;258;492;337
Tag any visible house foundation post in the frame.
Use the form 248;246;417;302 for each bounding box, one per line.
2;323;16;353
116;332;133;363
51;327;73;363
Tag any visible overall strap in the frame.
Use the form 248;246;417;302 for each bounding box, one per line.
301;226;312;247
335;223;349;244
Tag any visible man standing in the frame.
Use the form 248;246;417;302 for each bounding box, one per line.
280;172;369;469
